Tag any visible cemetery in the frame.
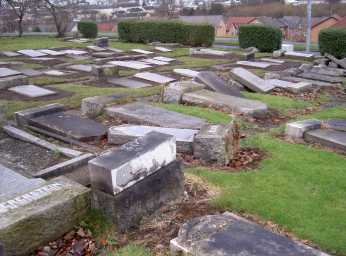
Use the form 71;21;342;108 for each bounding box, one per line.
0;21;345;256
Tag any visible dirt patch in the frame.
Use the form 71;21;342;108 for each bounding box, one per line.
0;87;74;101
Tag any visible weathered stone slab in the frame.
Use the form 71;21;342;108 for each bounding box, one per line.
16;68;42;77
230;67;275;93
38;49;65;56
170;212;330;256
273;49;285;57
108;60;151;70
164;80;205;103
191;48;228;56
108;124;198;153
95;37;109;48
141;58;169;66
0;75;28;89
131;49;154;55
106;102;206;129
9;85;56;98
155;46;172;52
266;79;312;93
285;119;321;139
304;129;346;152
61;49;87;55
196;71;243;97
153;56;175;62
68;64;93;72
261;58;285;64
0;176;90;256
107;48;124;53
2;51;21;57
325;53;346;69
29;112;107;142
44;70;66;76
173;68;199;78
87;45;106;52
92;160;183;231
134;72;176;84
284;51;314;60
92;65;119;81
296;72;343;83
182;89;268;117
281;76;333;87
89;131;176;195
310;66;345;77
0;67;21;78
281;43;294;52
108;77;153;88
323;119;346;132
17;49;47;57
236;61;274;68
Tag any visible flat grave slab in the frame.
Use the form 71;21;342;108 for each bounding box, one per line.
29;111;107;142
231;67;275;93
0;67;21;78
164;81;205;103
0;75;28;90
108;60;151;70
284;51;314;60
9;85;56;98
310;66;345;77
2;51;21;57
304;129;346;152
261;58;285;64
16;68;42;77
131;49;154;55
17;49;47;57
141;58;169;66
134;72;176;84
281;76;333;87
61;49;88;55
106;102;206;129
266;79;312;92
68;64;93;72
192;48;229;56
285;119;321;139
108;124;198;153
197;71;243;97
153;56;175;62
281;43;294;52
323;119;346;132
44;70;66;76
236;61;274;68
325;53;346;69
87;45;106;52
183;89;268;117
171;212;329;256
296;72;343;83
173;68;199;78
155;46;172;52
107;48;124;53
38;49;65;56
108;77;153;88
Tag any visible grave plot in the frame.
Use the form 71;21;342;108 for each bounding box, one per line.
107;77;154;88
108;60;152;70
0;67;22;78
15;68;43;77
134;72;176;84
17;49;48;58
8;85;56;98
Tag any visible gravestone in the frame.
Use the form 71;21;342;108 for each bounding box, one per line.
29;111;107;142
281;43;294;52
16;68;42;77
155;46;172;52
164;80;205;103
264;72;280;80
285;119;321;139
87;45;106;52
0;68;21;78
182;89;268;117
310;66;345;77
17;49;47;57
230;67;275;93
134;72;176;84
153;56;175;62
38;49;65;56
196;71;243;97
9;85;56;98
304;129;346;152
191;48;228;57
261;58;285;64
106;102;206;129
242;47;258;61
44;70;66;76
2;51;21;57
296;72;343;83
325;53;346;69
92;52;114;58
236;61;273;69
92;65;119;81
108;61;151;70
0;75;28;90
170;212;330;256
323;119;346;132
108;124;198;153
108;77;153;88
141;58;169;66
108;48;124;53
68;64;93;72
131;49;154;55
173;68;200;78
266;79;312;93
95;37;109;48
273;49;285;57
62;49;87;55
284;51;314;60
281;76;333;87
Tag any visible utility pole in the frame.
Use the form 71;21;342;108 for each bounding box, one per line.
306;0;312;52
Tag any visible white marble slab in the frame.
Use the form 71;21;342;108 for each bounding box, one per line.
134;72;176;84
9;85;56;98
236;61;274;68
108;60;151;70
131;49;154;55
285;51;314;58
38;49;65;56
18;49;47;57
2;51;21;57
107;48;124;53
87;45;106;52
0;67;22;78
44;70;66;76
61;49;88;55
153;56;176;62
173;68;199;78
141;58;169;66
281;44;294;52
155;46;172;52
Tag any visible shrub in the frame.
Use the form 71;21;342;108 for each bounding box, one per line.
239;24;282;52
78;21;98;38
319;28;346;59
117;20;215;47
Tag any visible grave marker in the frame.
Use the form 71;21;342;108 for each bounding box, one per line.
9;85;56;98
108;77;153;88
0;67;21;78
134;72;176;84
173;68;199;78
18;49;47;57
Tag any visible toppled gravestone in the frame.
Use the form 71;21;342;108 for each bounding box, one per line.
89;131;184;231
0;75;28;90
242;47;258;61
170;212;330;256
285;119;321;139
92;65;119;81
305;129;346;152
164;80;205;103
95;37;109;48
193;123;234;165
0;164;90;256
325;53;346;69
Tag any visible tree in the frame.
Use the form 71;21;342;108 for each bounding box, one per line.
3;0;36;37
325;0;341;15
43;0;74;37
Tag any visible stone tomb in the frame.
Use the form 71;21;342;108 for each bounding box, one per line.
106;102;206;129
266;79;312;93
284;51;314;60
108;61;151;70
296;72;343;84
0;67;22;78
196;71;243;97
108;124;198;153
304;129;346;152
9;85;56;98
141;58;169;66
170;212;330;256
89;131;184;231
0;165;90;256
17;49;47;58
164;80;205;103
134;72;176;84
154;46;172;52
285;119;321;139
0;75;28;90
108;77;153;88
281;43;294;52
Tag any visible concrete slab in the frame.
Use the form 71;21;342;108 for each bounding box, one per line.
131;49;154;55
285;119;321;139
173;68;200;78
266;79;312;93
310;66;345;77
108;124;198;153
108;77;153;88
106;102;206;129
68;64;93;72
236;61;274;68
196;71;243;97
155;46;172;52
141;58;169;66
108;60;151;70
182;89;268;117
153;56;176;62
0;75;28;90
134;72;176;84
0;67;21;78
305;129;346;152
61;49;88;55
17;49;47;57
230;67;275;93
2;51;21;57
281;76;333;87
107;48;124;53
8;85;56;98
192;48;229;56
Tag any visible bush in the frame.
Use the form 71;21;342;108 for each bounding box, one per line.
239;24;282;52
78;21;98;38
117;20;215;47
319;28;346;59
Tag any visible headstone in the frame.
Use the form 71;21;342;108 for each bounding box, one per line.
325;53;346;69
68;64;93;72
242;47;258;61
108;124;198;153
153;56;175;62
108;61;151;70
284;51;314;60
323;119;346;132
107;48;124;53
16;68;42;77
131;49;154;55
108;77;153;88
141;58;169;66
285;119;321;139
92;65;119;81
230;67;275;93
196;71;243;97
170;212;330;256
61;49;87;55
298;63;313;72
304;129;346;152
38;49;65;56
296;72;343;83
89;131;176;195
134;72;176;84
236;61;274;69
95;37;109;48
266;79;312;93
0;68;21;78
182;89;268;117
281;76;333;87
261;58;285;64
273;49;285;57
173;68;200;78
310;66;345;77
2;51;21;57
44;70;66;76
17;49;47;57
191;48;229;57
155;46;172;52
164;80;205;103
87;45;106;52
281;43;294;52
264;72;280;80
0;75;28;90
106;102;206;129
29;111;107;142
8;85;56;98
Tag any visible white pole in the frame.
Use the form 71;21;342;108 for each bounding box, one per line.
306;0;312;52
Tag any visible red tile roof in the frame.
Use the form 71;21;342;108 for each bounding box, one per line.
332;17;346;28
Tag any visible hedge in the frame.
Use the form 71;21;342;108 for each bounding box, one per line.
117;20;215;47
78;21;98;38
319;28;346;59
239;24;282;52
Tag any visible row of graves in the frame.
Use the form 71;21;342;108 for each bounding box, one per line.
0;38;345;255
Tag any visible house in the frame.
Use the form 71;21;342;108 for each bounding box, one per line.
97;22;117;32
255;16;288;37
178;15;228;37
311;15;341;43
226;16;257;36
331;17;346;28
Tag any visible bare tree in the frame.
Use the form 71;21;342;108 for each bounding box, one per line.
43;0;74;37
3;0;36;37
